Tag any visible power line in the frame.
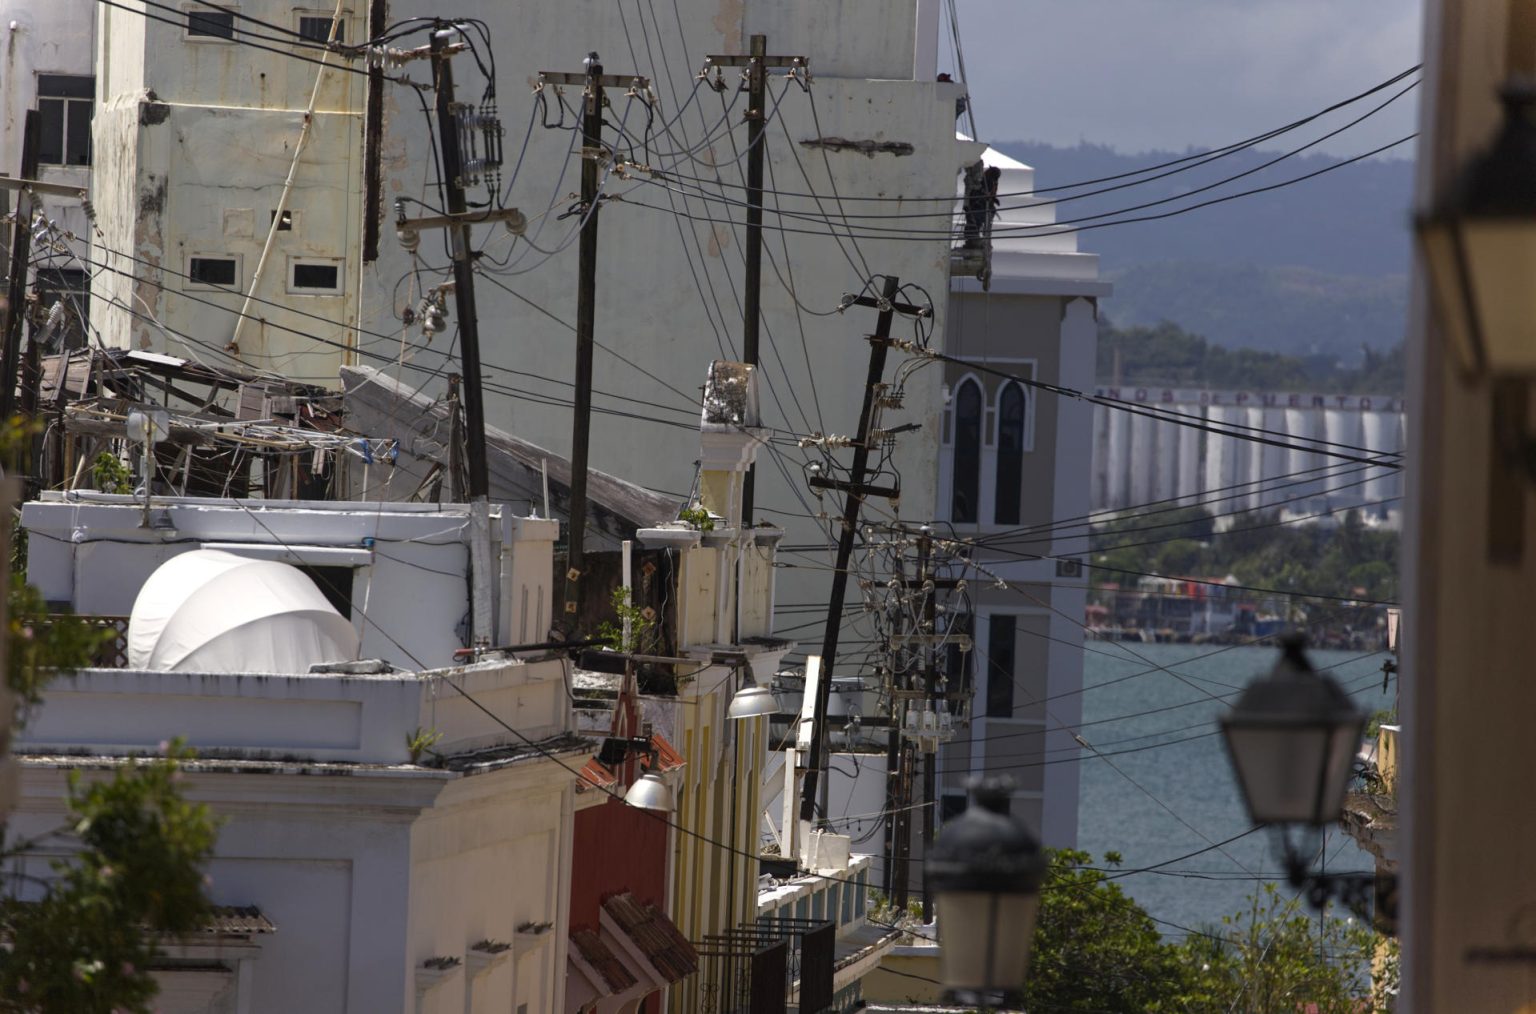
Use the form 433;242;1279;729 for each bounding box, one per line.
929;353;1403;466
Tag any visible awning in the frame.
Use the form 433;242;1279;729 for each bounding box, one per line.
566;893;698;1011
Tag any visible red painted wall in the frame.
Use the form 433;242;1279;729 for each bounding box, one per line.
569;797;670;932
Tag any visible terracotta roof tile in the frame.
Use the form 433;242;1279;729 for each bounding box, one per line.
603;893;698;983
572;928;639;993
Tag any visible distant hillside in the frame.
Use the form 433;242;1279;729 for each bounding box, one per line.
992;140;1416;360
1099;319;1406;395
1105;262;1409;360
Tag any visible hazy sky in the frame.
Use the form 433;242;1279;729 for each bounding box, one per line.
948;0;1424;158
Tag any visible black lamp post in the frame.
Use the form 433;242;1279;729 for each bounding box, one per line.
1220;635;1392;923
925;777;1045;1011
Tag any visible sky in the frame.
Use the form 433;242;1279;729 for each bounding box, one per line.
948;0;1425;159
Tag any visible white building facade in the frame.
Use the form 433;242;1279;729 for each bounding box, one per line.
12;495;588;1014
934;145;1108;847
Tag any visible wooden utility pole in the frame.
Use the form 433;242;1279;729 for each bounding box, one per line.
799;275;928;827
428;26;489;501
703;39;804;527
918;528;938;921
1;111;41;423
539;56;646;622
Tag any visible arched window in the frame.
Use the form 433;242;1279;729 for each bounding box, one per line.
995;382;1026;524
951;379;982;523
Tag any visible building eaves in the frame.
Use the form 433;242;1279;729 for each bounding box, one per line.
341;365;680;533
602;893;699;982
571;929;639;993
441;732;595;775
17;753;454;780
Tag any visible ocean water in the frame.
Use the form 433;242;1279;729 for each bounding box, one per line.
1075;642;1395;937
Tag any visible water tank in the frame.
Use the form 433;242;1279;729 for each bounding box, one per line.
128;550;360;673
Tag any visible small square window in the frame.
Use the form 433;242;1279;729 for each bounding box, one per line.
290;260;341;293
36;75;94;167
187;9;236;39
188;256;238;287
297;14;342;42
271;209;293;231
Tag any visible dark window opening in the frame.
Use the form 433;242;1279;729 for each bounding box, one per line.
271;209;293;231
292;262;339;290
36;75;94;167
297;15;342;42
951;379;981;523
940;793;967;823
298;565;353;618
986;613;1016;718
187;10;236;38
188;257;237;286
995;382;1026;525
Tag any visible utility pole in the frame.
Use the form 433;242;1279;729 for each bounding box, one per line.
428;27;490;500
918;527;938;921
798;275;928;830
539;56;646;623
1;111;40;423
703;39;805;527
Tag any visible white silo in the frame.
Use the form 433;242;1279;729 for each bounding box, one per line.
1129;410;1155;506
1106;406;1131;509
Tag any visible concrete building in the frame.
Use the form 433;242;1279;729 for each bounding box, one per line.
932;144;1107;847
90;0;364;379
1;0;96;343
59;0;971;674
11;494;588;1013
1091;386;1407;519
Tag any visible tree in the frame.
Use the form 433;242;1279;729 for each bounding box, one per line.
1025;850;1212;1013
1025;851;1394;1014
1185;882;1396;1014
0;558;218;1011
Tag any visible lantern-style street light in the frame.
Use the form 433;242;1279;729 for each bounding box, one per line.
925;777;1045;1011
1417;80;1536;380
1219;635;1391;922
1221;636;1364;828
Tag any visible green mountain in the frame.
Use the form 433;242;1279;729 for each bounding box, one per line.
993;141;1415;361
1104;262;1409;362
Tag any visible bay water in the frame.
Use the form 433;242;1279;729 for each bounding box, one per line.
1075;642;1395;937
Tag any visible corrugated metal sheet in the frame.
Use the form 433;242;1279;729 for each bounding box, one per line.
201;905;277;935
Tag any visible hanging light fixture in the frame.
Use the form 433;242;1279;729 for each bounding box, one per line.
925;777;1045;1010
623;772;674;813
1220;635;1365;827
727;663;779;720
1217;635;1397;930
1417;80;1536;378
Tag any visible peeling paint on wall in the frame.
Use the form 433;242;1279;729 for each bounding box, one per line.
137;175;166;217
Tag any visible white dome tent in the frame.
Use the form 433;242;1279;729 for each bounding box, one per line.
128;550;360;673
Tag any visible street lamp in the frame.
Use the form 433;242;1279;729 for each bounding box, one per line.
727;663;779;720
925;777;1045;1011
1219;636;1390;923
623;772;674;812
1416;80;1536;379
1220;635;1364;827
